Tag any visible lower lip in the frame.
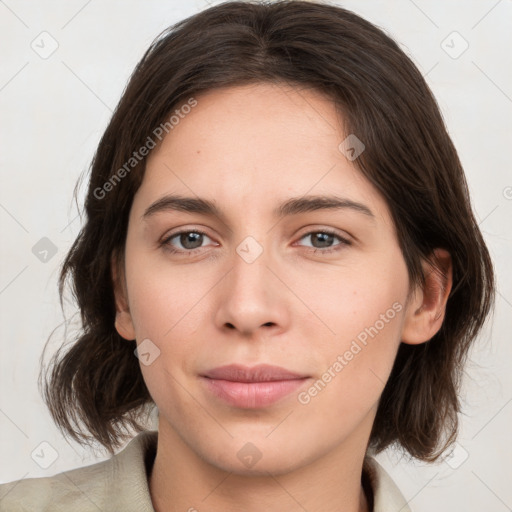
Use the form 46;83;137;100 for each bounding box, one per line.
201;377;309;408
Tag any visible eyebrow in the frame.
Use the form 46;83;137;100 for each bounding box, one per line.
142;194;375;221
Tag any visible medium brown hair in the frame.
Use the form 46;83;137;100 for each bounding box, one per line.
39;0;495;460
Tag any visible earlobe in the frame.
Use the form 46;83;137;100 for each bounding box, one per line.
401;248;453;345
111;252;136;341
114;312;136;341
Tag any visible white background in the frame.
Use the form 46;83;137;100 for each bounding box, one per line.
0;0;511;510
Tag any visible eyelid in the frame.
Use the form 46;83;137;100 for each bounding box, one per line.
160;226;215;249
293;228;352;253
295;225;352;240
160;225;353;256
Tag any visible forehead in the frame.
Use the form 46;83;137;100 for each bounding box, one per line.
132;82;391;226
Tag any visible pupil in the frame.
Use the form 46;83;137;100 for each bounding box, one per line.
314;233;333;248
182;232;202;249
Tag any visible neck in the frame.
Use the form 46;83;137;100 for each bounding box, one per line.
149;422;371;512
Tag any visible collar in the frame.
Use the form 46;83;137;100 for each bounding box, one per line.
363;454;412;511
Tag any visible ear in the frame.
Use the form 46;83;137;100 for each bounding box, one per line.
111;251;136;341
401;248;453;345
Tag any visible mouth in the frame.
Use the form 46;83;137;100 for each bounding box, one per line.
199;364;311;409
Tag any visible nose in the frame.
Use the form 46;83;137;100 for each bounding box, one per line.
213;239;290;337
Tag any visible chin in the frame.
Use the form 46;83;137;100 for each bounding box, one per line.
197;436;317;477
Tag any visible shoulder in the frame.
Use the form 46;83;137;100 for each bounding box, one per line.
363;455;412;512
0;430;158;512
0;456;113;512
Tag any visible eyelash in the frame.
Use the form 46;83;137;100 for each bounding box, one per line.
160;228;352;256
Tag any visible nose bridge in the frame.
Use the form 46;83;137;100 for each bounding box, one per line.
215;235;286;334
230;235;272;308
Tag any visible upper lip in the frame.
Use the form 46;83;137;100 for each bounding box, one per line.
201;364;308;382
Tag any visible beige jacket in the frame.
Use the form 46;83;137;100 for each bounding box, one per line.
0;430;411;511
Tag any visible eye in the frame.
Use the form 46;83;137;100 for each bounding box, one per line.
160;229;215;254
160;228;351;256
296;229;351;254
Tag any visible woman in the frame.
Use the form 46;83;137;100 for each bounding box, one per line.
0;1;495;511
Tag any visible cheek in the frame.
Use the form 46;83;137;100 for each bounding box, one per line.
123;250;216;393
126;265;203;412
301;252;408;391
124;244;209;340
300;253;408;342
293;296;406;439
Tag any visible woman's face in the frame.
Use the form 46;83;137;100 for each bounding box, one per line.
115;82;418;475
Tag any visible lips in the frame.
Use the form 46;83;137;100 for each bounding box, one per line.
200;364;310;408
201;364;307;382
